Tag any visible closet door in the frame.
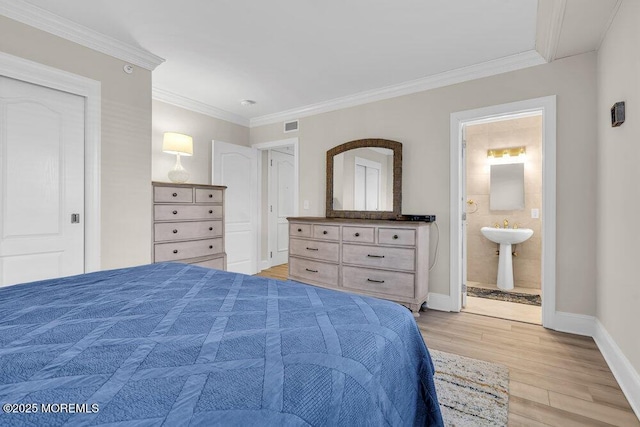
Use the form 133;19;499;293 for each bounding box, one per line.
0;76;85;287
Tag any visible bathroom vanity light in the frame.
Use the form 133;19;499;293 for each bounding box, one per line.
163;132;193;183
487;146;526;164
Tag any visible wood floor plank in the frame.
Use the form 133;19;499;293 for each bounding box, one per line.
255;266;640;426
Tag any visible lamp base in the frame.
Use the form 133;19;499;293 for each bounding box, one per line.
168;154;189;183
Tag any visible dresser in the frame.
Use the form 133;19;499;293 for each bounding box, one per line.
287;217;430;316
152;182;226;269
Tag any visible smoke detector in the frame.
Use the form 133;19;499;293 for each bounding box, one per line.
240;99;256;106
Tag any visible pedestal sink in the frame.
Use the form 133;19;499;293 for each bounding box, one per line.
480;227;533;290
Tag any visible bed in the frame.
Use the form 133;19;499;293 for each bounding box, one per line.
0;263;443;426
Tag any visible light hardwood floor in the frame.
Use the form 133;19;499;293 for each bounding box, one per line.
257;264;640;427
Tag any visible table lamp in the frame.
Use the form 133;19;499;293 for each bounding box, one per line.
163;132;193;183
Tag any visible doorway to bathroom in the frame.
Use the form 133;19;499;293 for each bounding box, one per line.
462;113;542;324
450;96;557;328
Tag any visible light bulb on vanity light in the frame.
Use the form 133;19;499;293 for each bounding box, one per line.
163;132;193;183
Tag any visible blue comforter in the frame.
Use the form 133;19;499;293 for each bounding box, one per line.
0;263;443;426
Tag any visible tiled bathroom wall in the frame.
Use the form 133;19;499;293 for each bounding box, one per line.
466;115;542;289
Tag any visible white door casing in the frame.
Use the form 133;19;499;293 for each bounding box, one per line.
461;125;468;308
0;76;85;286
269;149;294;266
212;140;258;275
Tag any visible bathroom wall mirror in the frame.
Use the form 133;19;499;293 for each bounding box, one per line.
490;163;525;210
326;139;402;219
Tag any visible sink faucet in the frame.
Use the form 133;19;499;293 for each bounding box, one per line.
503;219;509;228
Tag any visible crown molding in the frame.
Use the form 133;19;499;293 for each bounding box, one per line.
597;0;623;50
249;50;546;128
152;87;250;127
536;0;567;63
0;0;164;70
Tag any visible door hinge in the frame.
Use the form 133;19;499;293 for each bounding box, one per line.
71;213;80;223
462;282;467;292
461;212;467;221
270;251;273;258
270;205;273;212
270;159;273;166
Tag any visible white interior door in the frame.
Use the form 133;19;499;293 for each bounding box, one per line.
461;125;468;308
269;149;294;266
212;140;258;274
0;76;85;287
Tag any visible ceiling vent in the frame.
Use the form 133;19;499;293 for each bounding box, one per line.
284;120;299;133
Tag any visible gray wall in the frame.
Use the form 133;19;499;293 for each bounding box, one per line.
596;0;640;379
152;100;250;185
0;15;153;269
251;52;598;317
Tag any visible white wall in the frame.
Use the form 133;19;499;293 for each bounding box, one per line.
152;100;250;185
251;52;598;316
0;15;152;269
596;0;640;379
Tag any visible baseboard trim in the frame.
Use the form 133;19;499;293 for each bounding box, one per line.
259;260;271;271
593;319;640;419
552;311;596;337
426;292;453;312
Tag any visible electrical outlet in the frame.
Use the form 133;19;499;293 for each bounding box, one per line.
303;200;310;210
531;208;539;219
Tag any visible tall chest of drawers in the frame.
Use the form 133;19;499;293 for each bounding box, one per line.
152;182;227;270
287;217;430;316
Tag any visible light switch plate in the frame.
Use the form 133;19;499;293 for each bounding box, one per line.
531;208;539;219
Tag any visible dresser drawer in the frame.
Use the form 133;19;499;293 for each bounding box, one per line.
155;205;223;221
190;256;225;270
289;257;339;286
154;186;193;203
290;238;339;263
342;226;375;243
155;238;223;262
195;188;223;203
290;223;312;238
342;244;415;271
312;224;340;240
379;228;416;246
342;266;414;298
154;221;223;242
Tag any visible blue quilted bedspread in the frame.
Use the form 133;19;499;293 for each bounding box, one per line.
0;263;443;426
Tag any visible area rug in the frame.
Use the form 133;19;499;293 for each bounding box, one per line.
431;349;509;427
467;286;541;306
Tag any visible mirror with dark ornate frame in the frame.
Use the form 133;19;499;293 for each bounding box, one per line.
326;139;402;219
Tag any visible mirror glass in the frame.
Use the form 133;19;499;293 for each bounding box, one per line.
332;147;394;211
490;163;525;210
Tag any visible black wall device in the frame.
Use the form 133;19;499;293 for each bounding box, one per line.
395;214;436;222
611;101;625;127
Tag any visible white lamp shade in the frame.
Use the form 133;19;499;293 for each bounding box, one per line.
163;132;193;156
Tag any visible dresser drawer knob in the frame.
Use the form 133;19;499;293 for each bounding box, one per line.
173;250;178;254
297;228;302;232
367;254;385;258
306;247;318;251
323;230;328;235
173;210;178;215
354;232;360;237
393;235;399;239
305;268;318;273
172;192;177;197
172;229;178;234
209;227;213;231
209;245;213;249
209;210;213;214
209;194;213;198
367;278;385;283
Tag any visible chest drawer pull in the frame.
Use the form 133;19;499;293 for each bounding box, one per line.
305;268;318;273
323;230;328;235
393;235;399;239
306;247;318;251
173;249;178;254
367;254;385;258
354;232;360;237
209;227;213;231
209;245;213;249
172;192;178;197
209;210;213;214
173;210;178;215
172;229;178;234
367;278;385;283
298;228;302;232
209;194;213;198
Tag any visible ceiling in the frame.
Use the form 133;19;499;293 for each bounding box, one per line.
11;0;621;126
